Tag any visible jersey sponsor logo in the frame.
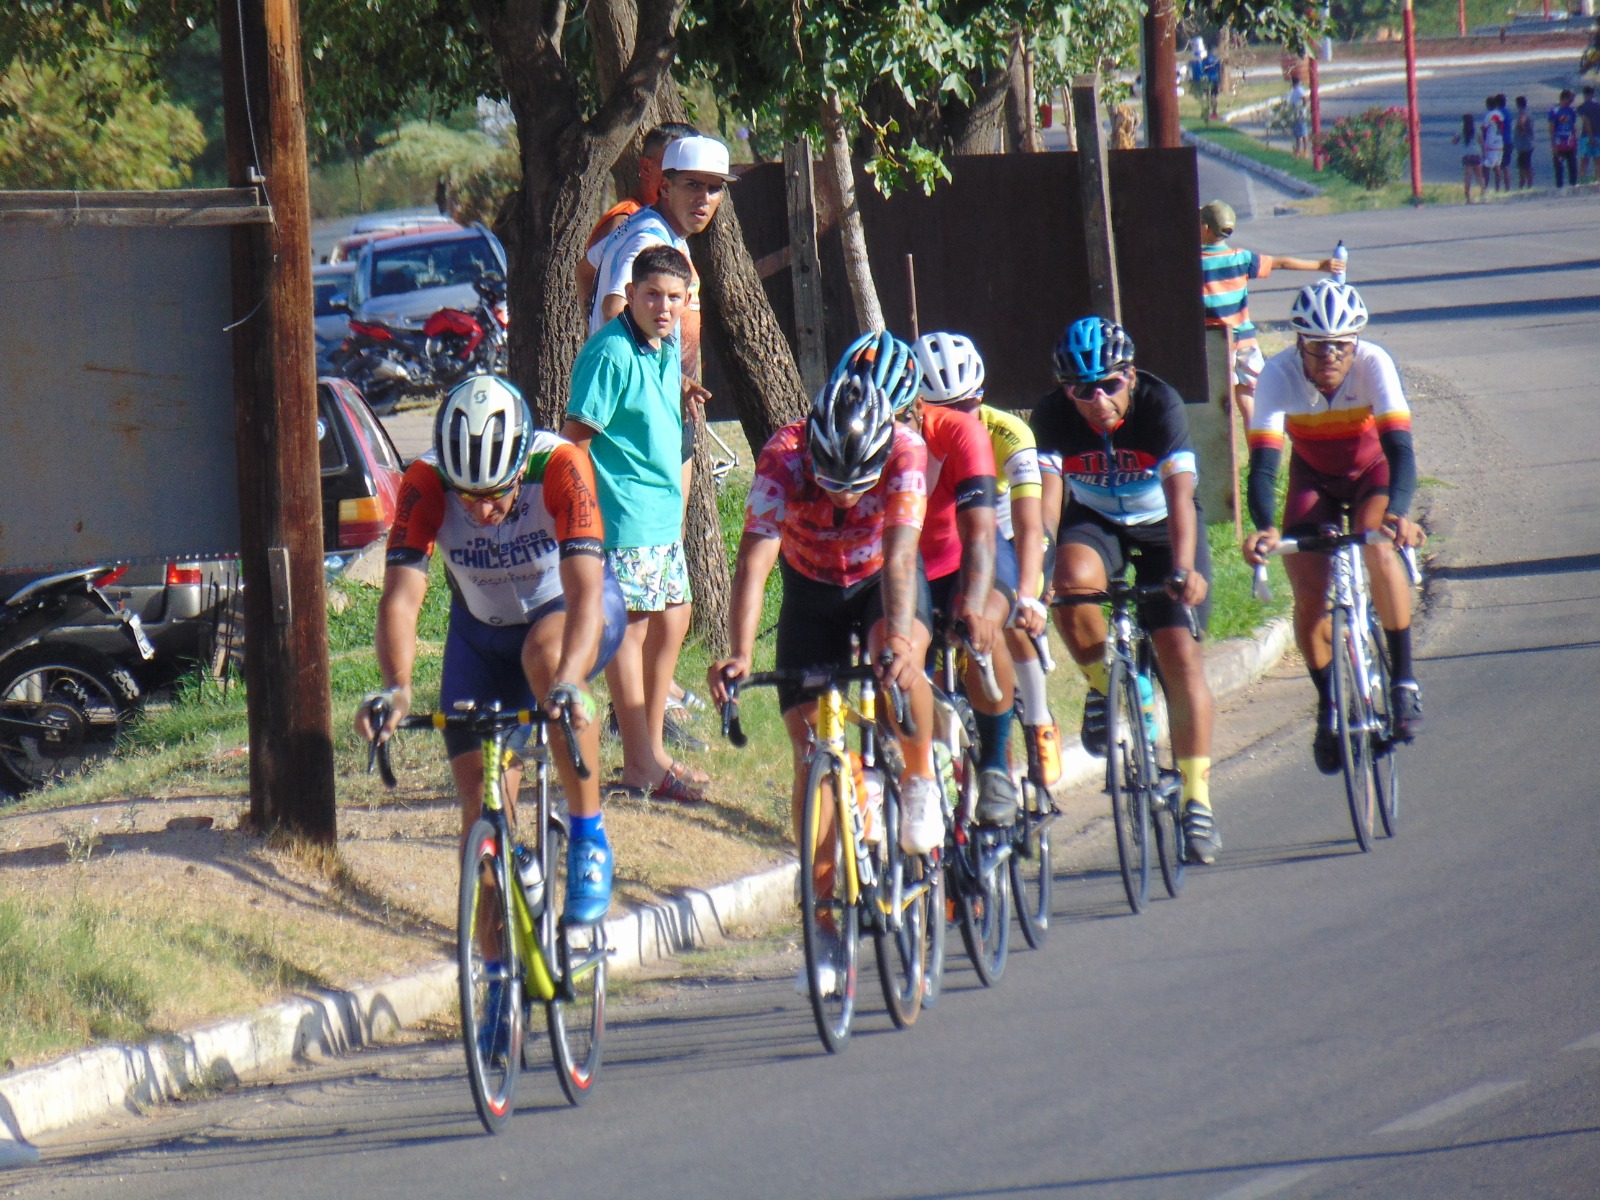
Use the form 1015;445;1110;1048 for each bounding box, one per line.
1064;448;1157;488
560;536;605;559
448;527;559;571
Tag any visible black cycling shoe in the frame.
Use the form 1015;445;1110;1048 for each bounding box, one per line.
1391;680;1425;742
975;768;1018;827
1080;690;1107;758
1312;707;1341;775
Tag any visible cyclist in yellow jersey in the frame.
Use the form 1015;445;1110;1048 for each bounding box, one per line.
912;333;1063;789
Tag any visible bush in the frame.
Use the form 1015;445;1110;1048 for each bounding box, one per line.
1321;106;1409;190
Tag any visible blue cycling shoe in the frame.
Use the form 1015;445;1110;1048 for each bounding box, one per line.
563;837;614;927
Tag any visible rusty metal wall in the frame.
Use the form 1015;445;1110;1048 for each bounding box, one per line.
702;148;1205;416
0;224;240;570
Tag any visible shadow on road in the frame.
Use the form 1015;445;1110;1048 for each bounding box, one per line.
1430;551;1600;581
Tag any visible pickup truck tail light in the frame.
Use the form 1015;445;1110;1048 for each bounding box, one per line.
165;563;204;586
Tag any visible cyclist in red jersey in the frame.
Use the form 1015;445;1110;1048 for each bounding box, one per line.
710;372;939;994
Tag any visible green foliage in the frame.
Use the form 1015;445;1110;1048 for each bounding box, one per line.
0;43;205;188
1323;105;1409;190
309;119;520;219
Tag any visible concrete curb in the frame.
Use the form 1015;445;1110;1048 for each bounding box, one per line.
0;620;1294;1158
1182;131;1324;198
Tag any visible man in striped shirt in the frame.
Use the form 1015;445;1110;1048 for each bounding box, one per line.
1200;200;1343;426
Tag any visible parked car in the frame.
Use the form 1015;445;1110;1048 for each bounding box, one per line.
319;376;406;571
346;223;508;329
325;217;462;265
313;261;356;374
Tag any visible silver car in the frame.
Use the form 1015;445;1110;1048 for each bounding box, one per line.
313;262;356;373
347;224;508;329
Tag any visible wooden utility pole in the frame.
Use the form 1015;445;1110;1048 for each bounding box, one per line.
1143;0;1181;148
783;139;828;397
1071;75;1122;323
217;0;337;842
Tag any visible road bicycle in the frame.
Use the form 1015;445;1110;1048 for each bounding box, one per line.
720;646;940;1052
1256;526;1420;851
1055;577;1195;913
1007;627;1060;951
928;619;1013;986
368;698;606;1131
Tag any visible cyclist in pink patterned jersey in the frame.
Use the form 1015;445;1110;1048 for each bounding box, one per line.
1243;280;1425;774
711;372;940;994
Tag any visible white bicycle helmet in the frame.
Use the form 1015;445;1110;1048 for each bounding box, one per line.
433;374;532;493
1290;279;1369;340
912;332;986;404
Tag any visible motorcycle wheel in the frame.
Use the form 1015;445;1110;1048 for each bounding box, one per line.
0;646;140;797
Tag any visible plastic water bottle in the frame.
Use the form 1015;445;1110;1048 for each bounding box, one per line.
1331;240;1347;284
850;752;884;845
1136;673;1159;744
514;845;544;914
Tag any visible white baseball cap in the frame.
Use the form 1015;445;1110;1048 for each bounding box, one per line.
662;135;738;182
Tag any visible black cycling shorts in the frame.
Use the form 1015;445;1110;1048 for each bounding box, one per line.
774;557;933;712
1058;501;1211;634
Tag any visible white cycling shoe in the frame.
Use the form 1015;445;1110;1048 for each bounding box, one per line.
899;775;945;856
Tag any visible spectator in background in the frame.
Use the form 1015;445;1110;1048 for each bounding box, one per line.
1453;113;1484;204
1200;48;1223;121
1577;85;1600;184
1549;90;1580;189
1199;200;1344;427
1512;96;1536;189
1495;94;1514;190
563;245;705;804
1288;71;1310;159
1480;95;1507;194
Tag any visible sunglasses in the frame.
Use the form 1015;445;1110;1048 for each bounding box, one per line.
814;473;880;497
1301;338;1357;360
1067;373;1130;401
455;480;518;503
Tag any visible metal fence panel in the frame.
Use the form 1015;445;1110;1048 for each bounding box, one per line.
0;222;240;570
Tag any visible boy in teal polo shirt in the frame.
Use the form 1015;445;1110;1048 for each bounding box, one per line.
563;245;705;803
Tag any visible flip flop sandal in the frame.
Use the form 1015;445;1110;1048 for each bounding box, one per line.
649;766;706;805
670;759;711;787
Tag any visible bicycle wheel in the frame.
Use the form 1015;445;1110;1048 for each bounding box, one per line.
1367;613;1401;838
921;844;948;1010
1331;608;1376;851
872;789;927;1028
956;823;1011;985
799;754;858;1052
545;818;606;1105
1008;747;1053;949
458;817;522;1134
1154;770;1186;899
1105;660;1152;913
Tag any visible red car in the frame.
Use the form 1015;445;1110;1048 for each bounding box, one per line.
318;377;405;565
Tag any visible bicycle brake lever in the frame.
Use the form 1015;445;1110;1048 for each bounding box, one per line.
721;675;747;749
556;707;590;780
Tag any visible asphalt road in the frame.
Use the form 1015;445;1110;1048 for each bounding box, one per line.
11;200;1600;1199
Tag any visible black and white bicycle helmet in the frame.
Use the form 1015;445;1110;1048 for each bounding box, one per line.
807;374;896;492
432;374;532;493
831;330;922;414
912;332;986;404
1052;317;1136;385
1289;279;1368;339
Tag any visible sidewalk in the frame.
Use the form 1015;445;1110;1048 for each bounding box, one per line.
0;616;1293;1162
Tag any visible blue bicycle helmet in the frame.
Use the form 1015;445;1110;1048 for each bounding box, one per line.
1052;317;1136;386
831;330;922;413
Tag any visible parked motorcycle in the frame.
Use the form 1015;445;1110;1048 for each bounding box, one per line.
330;271;508;413
0;568;153;796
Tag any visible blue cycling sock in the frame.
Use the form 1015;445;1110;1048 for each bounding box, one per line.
974;707;1014;773
570;813;605;843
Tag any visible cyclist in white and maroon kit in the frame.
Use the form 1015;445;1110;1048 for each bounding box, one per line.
1242;280;1425;774
358;375;626;926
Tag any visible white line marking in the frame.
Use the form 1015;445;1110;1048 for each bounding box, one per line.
1208;1168;1321;1200
1372;1081;1525;1134
1563;1032;1600;1052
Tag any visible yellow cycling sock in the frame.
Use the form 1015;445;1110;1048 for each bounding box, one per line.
1077;659;1109;696
1178;757;1211;812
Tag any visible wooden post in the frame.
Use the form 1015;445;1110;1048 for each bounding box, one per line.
784;138;828;397
1143;0;1181;148
217;0;337;842
905;254;919;339
1071;75;1122;323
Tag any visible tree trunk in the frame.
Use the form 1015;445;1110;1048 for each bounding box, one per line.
1005;31;1044;153
821;92;884;333
469;0;684;428
947;67;1012;156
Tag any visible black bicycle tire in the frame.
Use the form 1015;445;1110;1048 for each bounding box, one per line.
458;818;522;1134
544;820;605;1105
922;843;948;1009
799;754;858;1052
1368;613;1400;838
0;645;140;796
1331;608;1375;851
956;819;1011;985
1009;764;1053;949
1147;663;1186;898
872;771;926;1028
1106;659;1152;913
